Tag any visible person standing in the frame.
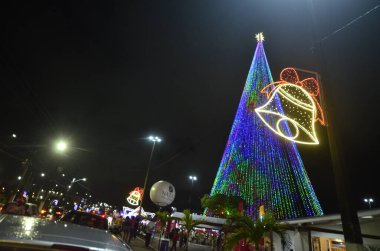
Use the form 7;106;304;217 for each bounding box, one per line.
179;230;184;248
145;218;155;247
123;217;131;242
170;229;179;251
128;216;137;243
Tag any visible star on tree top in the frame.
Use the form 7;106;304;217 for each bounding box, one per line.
255;32;264;42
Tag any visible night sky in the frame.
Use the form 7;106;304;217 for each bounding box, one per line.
0;0;379;215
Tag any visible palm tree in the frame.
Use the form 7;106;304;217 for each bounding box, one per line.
181;209;204;251
224;212;287;251
155;211;170;249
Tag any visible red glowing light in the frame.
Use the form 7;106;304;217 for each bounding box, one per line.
260;67;325;126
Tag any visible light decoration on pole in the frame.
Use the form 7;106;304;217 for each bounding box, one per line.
255;67;325;145
209;33;323;220
127;187;144;206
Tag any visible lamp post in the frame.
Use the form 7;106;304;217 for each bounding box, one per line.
294;67;363;248
364;198;374;209
188;175;197;208
138;135;162;216
9;159;31;202
6;138;69;202
63;177;86;210
67;177;87;191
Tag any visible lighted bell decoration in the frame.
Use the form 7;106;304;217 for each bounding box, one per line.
150;180;176;207
127;187;144;206
255;68;325;145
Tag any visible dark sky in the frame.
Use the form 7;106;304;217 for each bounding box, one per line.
0;0;379;215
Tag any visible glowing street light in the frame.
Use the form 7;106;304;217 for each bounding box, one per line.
148;136;162;142
41;173;45;177
364;198;374;209
56;140;67;152
67;177;86;191
17;176;22;180
138;135;162;216
12;134;17;138
188;175;197;208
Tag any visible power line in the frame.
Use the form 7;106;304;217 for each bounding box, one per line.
312;3;380;48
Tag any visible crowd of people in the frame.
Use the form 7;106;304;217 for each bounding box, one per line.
0;193;35;216
111;215;225;251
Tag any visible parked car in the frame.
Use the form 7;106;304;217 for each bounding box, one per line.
0;214;132;251
0;202;38;216
60;210;109;230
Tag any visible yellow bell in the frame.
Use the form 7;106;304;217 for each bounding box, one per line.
255;83;319;145
127;191;141;206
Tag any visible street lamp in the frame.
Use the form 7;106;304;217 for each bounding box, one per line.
56;140;67;152
364;198;374;209
67;177;86;191
188;175;197;208
9;137;69;202
138;135;162;216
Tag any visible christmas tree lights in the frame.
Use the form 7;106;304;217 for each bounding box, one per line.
210;34;323;220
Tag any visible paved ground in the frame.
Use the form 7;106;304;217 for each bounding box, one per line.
123;234;212;251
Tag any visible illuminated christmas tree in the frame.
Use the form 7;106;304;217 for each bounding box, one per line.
210;33;323;220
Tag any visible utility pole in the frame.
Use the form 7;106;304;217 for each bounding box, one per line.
294;66;363;250
9;158;31;202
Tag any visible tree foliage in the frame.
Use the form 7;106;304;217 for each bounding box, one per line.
181;209;205;250
155;211;171;249
156;211;170;232
201;193;244;217
224;212;287;250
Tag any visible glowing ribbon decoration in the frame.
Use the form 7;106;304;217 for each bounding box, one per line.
126;187;144;206
255;68;325;145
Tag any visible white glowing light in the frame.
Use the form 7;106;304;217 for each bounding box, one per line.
56;141;67;152
255;32;264;42
148;136;162;142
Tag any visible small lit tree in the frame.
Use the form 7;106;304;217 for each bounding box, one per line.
156;211;170;249
181;209;204;251
224;212;288;250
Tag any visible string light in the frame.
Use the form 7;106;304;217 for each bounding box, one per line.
209;35;323;220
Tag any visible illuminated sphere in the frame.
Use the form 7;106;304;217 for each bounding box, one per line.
150;181;176;207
